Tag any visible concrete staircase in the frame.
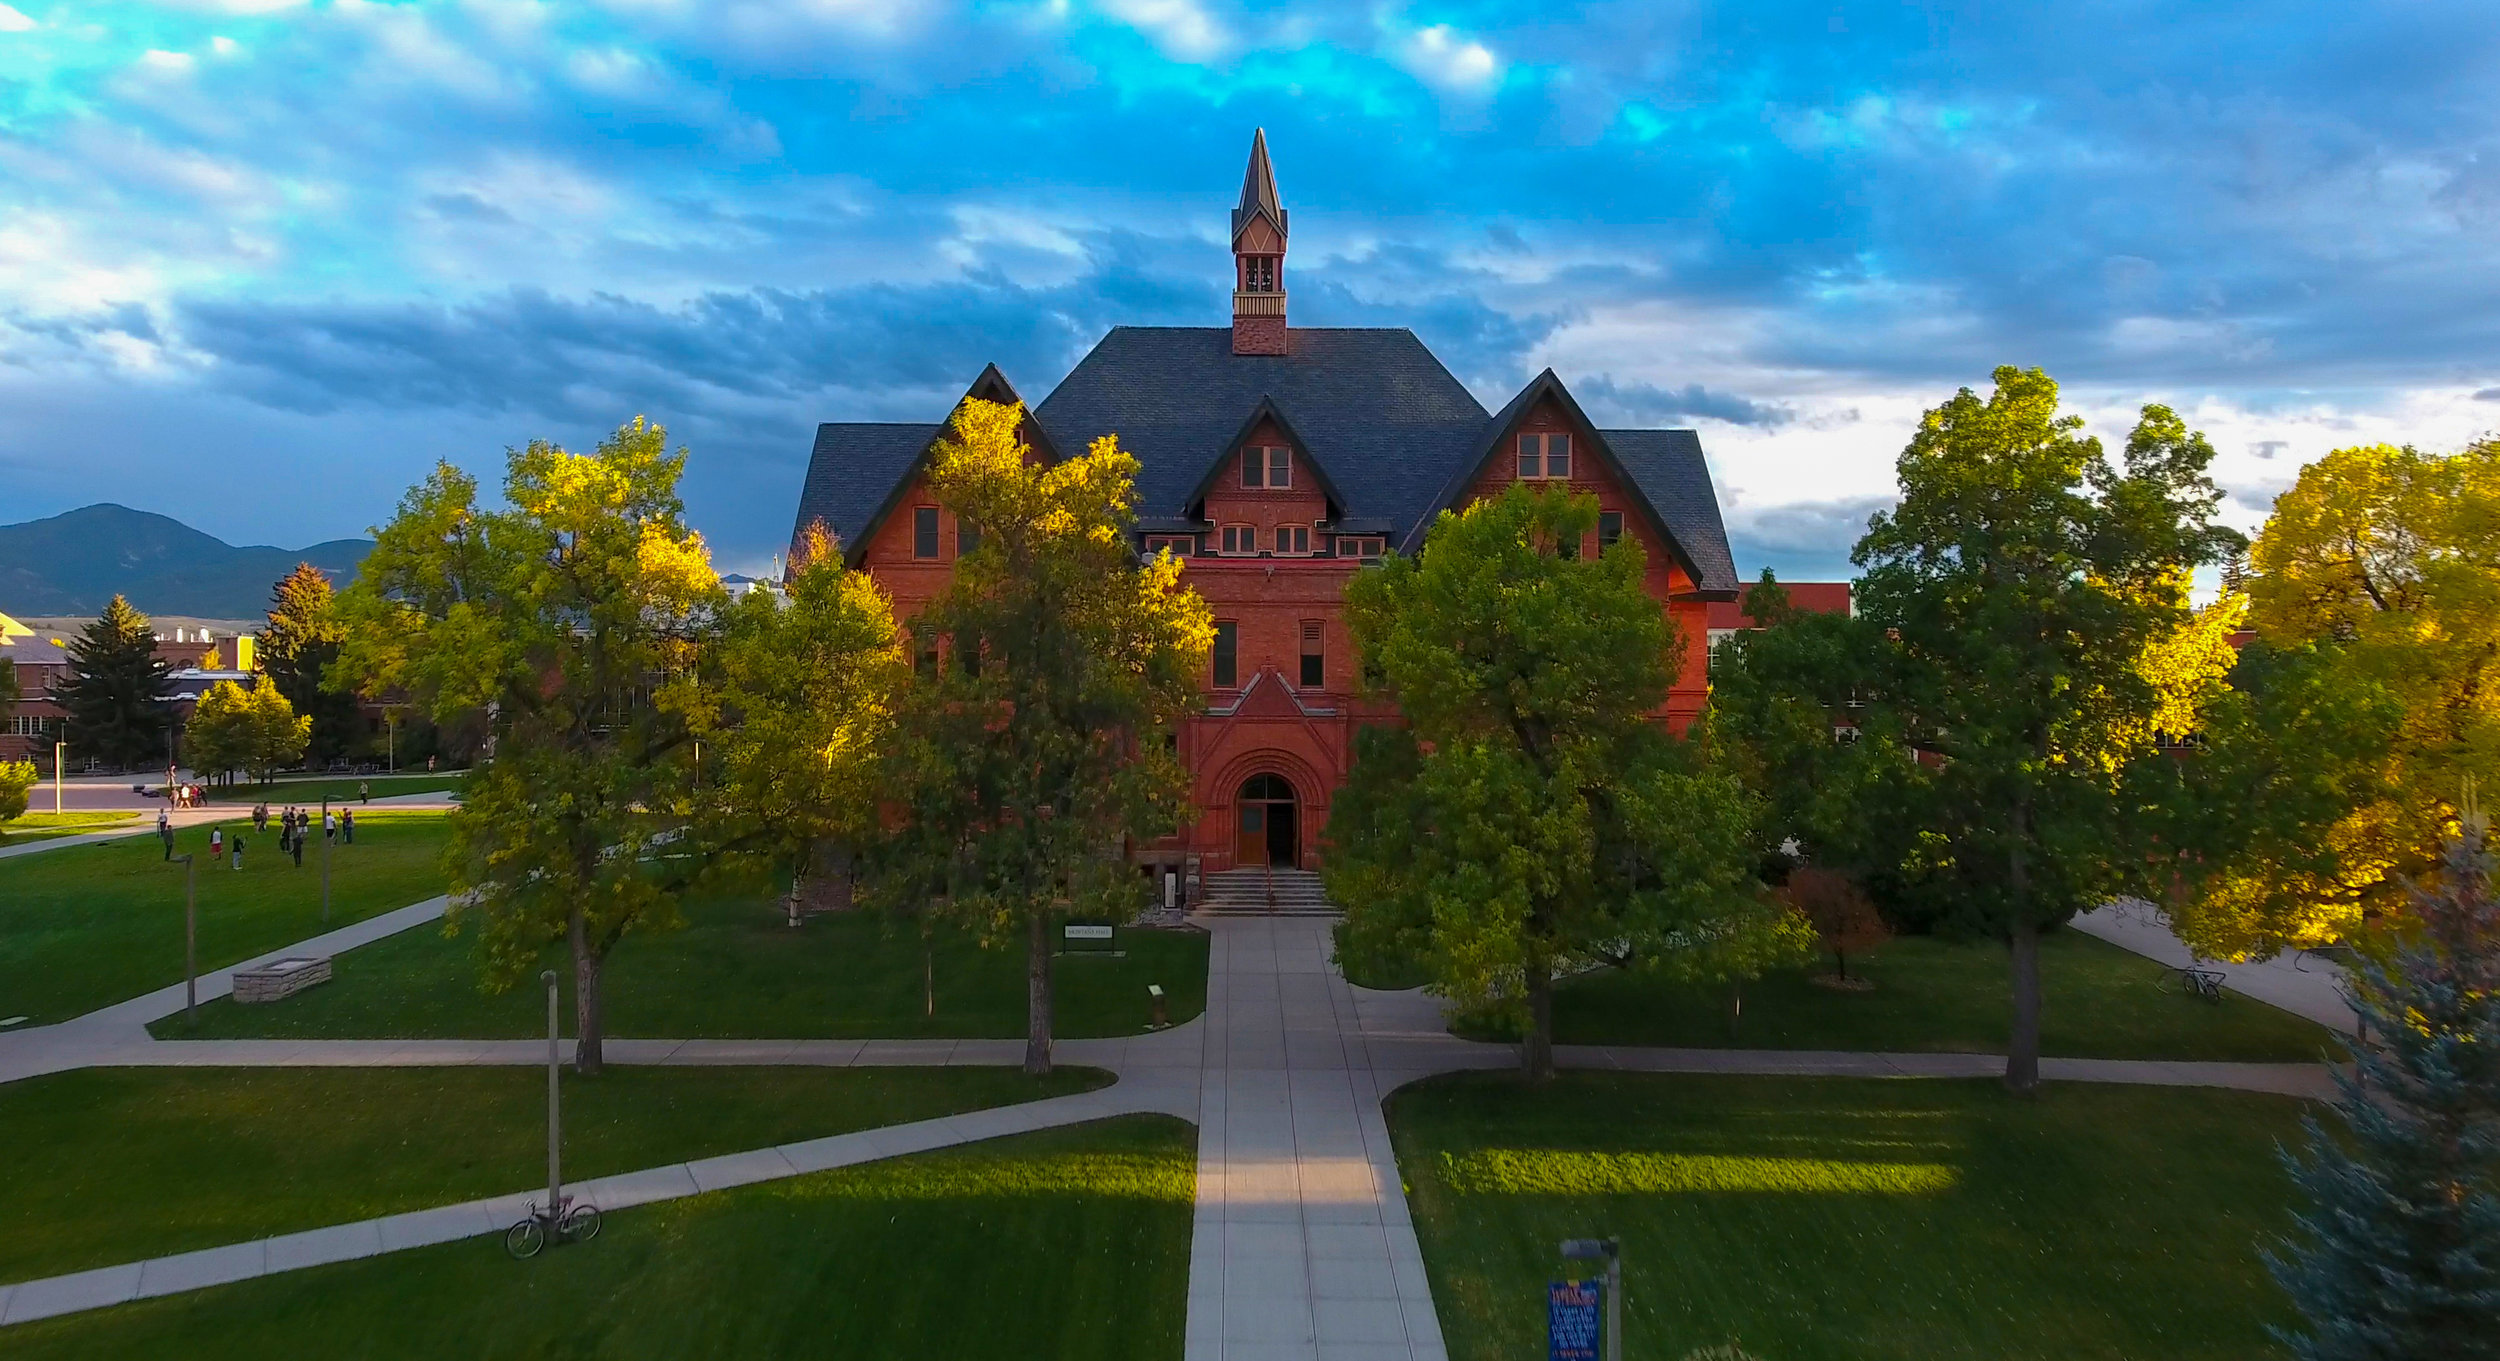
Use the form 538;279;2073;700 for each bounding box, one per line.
1198;866;1337;917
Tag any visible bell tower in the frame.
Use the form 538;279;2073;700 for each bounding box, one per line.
1231;128;1288;356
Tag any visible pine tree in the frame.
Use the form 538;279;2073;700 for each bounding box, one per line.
261;563;359;761
2270;811;2500;1360
59;595;170;769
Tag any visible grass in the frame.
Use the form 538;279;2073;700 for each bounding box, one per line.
1449;929;2335;1063
0;810;452;1025
1390;1071;2310;1361
205;772;467;803
156;897;1209;1041
0;810;139;844
0;1064;1109;1284
7;1115;1192;1361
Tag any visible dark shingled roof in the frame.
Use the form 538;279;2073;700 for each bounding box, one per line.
1033;327;1491;534
1601;429;1739;596
790;422;940;555
788;327;1740;598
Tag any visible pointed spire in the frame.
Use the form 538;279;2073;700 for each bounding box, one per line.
1232;128;1286;244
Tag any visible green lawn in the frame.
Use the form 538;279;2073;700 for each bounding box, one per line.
156;897;1209;1041
1391;1071;2308;1361
0;1064;1109;1285
0;810;138;844
0;811;452;1025
8;1115;1192;1361
206;773;467;803
1453;929;2334;1063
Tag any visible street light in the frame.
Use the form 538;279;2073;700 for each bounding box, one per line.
1559;1238;1622;1361
173;853;199;1026
53;740;64;815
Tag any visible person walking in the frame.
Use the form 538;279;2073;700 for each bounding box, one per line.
253;802;269;835
231;832;244;870
157;808;174;860
358;780;370;804
341;807;356;844
290;824;304;868
209;826;223;861
323;808;337;843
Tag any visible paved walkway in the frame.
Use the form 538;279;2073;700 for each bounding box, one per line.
2073;900;2358;1034
0;908;2337;1344
0;793;460;862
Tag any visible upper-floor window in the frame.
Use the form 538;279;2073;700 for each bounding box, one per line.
1275;525;1311;555
1517;432;1572;480
1212;622;1239;687
913;506;940;559
956;516;981;557
1338;535;1385;561
1244;256;1277;292
1242;445;1291;489
1144;535;1194;558
1219;524;1257;556
1598;511;1624;551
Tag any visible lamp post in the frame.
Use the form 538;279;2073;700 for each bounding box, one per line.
53;740;64;815
174;853;198;1026
544;969;563;1217
320;795;332;923
1559;1238;1622;1361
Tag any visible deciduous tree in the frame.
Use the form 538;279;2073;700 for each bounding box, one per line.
59;595;170;770
262;563;362;762
0;759;34;829
1785;865;1890;982
1328;483;1799;1079
335;418;720;1074
185;680;310;788
863;397;1212;1076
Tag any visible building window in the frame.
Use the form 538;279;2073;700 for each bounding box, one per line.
1212;622;1238;687
916;636;939;675
1241;445;1291;489
1299;621;1324;688
1145;535;1193;558
1245;256;1276;292
1339;536;1385;561
913;506;940;559
956;517;980;557
1598;511;1623;550
955;629;981;678
1275;525;1310;555
1220;524;1256;555
1517;432;1572;480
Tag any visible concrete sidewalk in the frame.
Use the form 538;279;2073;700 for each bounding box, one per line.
2073;901;2358;1034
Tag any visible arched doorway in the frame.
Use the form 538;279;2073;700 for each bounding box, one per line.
1234;773;1298;868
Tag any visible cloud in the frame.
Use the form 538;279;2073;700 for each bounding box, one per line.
1394;24;1500;94
1571;376;1796;429
2475;387;2500;402
0;5;34;32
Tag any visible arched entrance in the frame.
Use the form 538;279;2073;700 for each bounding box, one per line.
1234;773;1298;868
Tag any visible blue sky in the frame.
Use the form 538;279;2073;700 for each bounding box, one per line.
2;1;2497;579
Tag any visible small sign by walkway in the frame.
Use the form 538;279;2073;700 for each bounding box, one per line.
1549;1280;1601;1361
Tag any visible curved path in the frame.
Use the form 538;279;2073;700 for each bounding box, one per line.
0;911;2332;1350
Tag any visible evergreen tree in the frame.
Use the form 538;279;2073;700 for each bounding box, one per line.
2271;811;2500;1360
261;563;360;761
59;595;170;769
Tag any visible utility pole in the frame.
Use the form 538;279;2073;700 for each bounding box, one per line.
544;969;564;1216
177;853;198;1026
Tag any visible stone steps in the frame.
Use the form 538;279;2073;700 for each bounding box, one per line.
1197;868;1339;917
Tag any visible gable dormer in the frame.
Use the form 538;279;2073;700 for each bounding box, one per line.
1231;129;1288;356
1190;399;1342;557
844;364;1057;570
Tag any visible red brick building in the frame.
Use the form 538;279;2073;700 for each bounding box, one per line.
792;133;1744;875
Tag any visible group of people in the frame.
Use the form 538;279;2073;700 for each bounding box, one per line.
165;783;207;808
156;802;353;870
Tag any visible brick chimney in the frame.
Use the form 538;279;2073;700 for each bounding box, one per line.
1231;128;1288;356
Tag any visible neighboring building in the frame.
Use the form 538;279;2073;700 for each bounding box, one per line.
1704;580;1855;658
0;620;258;767
791;132;1743;874
1;635;71;763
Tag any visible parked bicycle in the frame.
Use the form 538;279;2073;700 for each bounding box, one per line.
505;1194;601;1259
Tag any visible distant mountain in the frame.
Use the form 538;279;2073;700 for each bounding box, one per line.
0;504;372;619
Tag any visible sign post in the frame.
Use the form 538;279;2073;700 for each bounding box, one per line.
1558;1238;1621;1361
176;854;198;1026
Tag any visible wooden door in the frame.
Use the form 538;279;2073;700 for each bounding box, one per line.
1235;802;1265;866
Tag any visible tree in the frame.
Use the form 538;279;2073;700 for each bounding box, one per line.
2223;440;2500;927
261;563;362;762
691;522;904;916
0;643;18;735
334;418;720;1075
183;681;255;786
2269;813;2500;1360
1327;483;1803;1079
1838;370;2237;1092
1785;865;1890;983
0;759;35;829
58;595;170;769
864;397;1212;1076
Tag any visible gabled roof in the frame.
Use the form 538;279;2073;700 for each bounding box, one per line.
790;365;1047;566
1033;327;1488;534
1406;368;1739;599
1181;398;1348;519
1231;128;1286;246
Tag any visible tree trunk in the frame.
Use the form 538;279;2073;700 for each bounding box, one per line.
2006;922;2042;1094
570;907;606;1077
1728;980;1744;1039
1024;909;1054;1076
1524;967;1555;1082
924;939;936;1020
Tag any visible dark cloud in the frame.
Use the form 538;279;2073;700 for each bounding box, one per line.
1570;376;1795;429
2475;388;2500;402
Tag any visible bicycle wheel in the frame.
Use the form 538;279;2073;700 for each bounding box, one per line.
505;1217;546;1260
560;1203;601;1244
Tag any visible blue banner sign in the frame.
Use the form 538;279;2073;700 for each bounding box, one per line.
1549;1280;1601;1361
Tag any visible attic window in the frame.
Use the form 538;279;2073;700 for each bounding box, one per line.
1145;535;1194;558
1339;536;1385;561
1598;511;1624;550
1517;432;1572;480
913;506;940;558
1242;445;1291;489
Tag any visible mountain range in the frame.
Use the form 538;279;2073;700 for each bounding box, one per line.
0;504;371;620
